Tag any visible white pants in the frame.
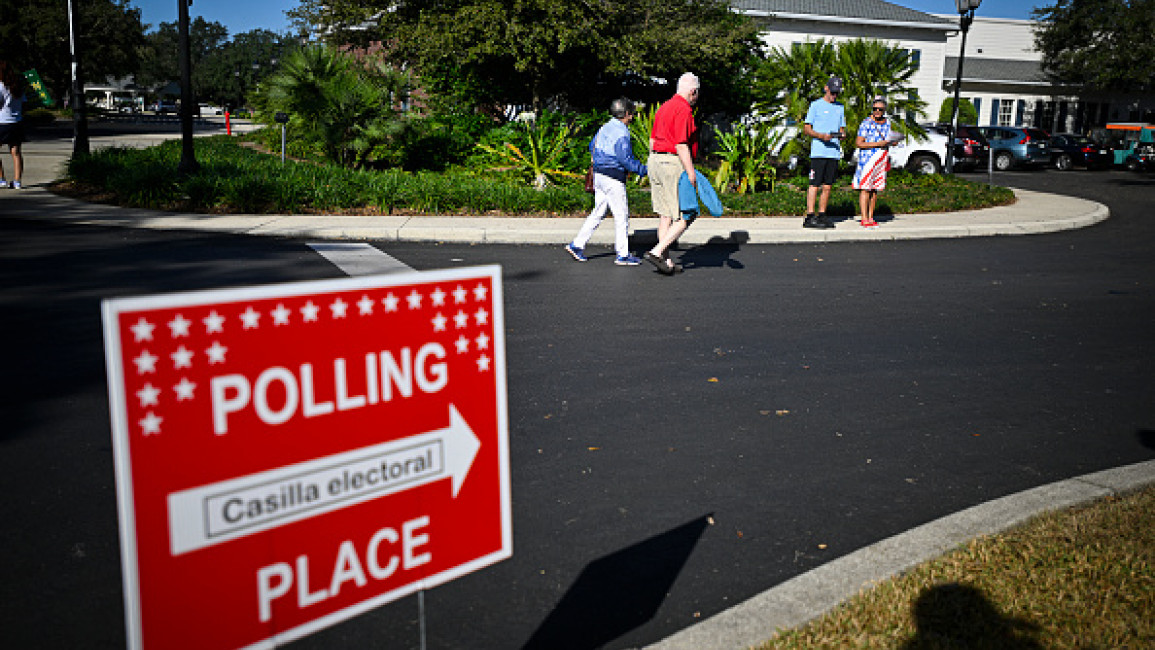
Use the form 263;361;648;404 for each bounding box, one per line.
573;172;631;258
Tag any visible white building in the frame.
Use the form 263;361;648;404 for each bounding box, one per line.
732;0;1155;134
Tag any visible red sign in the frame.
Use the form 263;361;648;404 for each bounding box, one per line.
102;266;511;650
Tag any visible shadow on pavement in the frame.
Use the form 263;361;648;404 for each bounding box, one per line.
899;583;1042;649
521;514;712;650
679;232;748;271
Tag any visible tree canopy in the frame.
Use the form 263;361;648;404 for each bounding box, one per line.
1032;0;1155;93
0;0;145;105
289;0;762;117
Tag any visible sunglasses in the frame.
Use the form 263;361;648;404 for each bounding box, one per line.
872;106;886;111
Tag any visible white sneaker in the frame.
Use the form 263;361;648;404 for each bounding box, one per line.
11;181;21;190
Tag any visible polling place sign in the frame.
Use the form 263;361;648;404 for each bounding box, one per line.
102;266;511;649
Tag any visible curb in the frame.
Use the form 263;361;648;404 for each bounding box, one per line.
2;187;1110;246
644;459;1155;650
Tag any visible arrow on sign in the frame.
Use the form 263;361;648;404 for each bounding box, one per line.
168;405;481;556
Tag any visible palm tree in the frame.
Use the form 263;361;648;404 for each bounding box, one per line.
254;45;413;168
753;38;927;161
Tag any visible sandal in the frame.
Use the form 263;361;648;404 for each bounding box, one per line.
644;251;676;276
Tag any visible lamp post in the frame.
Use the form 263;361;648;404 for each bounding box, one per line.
66;0;89;157
945;0;981;174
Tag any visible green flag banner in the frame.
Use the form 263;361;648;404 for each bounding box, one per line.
23;69;53;108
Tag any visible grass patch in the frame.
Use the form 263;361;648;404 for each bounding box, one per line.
756;485;1155;649
57;136;1015;217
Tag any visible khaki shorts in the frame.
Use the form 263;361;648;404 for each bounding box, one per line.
649;153;683;219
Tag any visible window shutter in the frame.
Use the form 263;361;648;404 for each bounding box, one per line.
990;99;1000;126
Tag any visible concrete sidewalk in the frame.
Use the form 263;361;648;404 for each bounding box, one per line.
2;131;1109;245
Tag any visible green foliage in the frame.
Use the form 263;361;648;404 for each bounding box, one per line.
471;111;587;188
713;122;784;194
64;136;605;214
1032;0;1155;93
293;0;762;115
753;39;928;161
252;46;415;169
0;0;145;107
136;18;230;90
938;97;978;125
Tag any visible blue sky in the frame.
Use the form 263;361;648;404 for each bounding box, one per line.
130;0;1041;37
133;0;296;35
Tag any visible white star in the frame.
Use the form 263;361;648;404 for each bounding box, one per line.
140;412;163;436
476;354;491;372
406;290;423;310
171;346;194;369
174;377;196;401
130;318;155;342
382;293;400;312
134;350;158;375
240;307;261;329
432;313;448;332
453;286;468;304
473;284;488;301
357;295;375;315
431;288;447;307
271;304;291;326
205;341;227;364
137;383;160;407
203;311;225;334
168;314;192;338
455;335;470;354
301;301;320;322
475;332;490;350
474;308;489;326
330;298;349;318
454;311;469;329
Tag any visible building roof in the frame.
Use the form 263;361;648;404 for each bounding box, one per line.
944;57;1050;86
731;0;955;30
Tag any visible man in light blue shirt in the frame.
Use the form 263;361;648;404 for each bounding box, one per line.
802;76;846;229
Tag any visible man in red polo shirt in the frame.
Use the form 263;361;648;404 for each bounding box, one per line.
644;72;699;276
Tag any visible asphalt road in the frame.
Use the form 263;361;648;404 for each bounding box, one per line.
1;168;1153;649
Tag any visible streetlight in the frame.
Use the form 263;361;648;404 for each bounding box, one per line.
945;0;981;174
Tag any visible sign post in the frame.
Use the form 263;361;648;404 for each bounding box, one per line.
102;266;511;650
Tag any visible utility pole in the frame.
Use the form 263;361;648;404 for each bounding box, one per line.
946;0;982;175
177;0;200;174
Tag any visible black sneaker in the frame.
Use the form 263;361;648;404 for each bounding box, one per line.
816;214;835;229
802;214;821;228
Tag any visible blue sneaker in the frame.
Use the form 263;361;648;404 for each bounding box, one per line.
614;255;642;266
565;243;587;262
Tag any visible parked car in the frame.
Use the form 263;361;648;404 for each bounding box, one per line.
197;103;223;116
150;100;177;114
974;126;1051;170
923;123;990;170
880;126;952;175
1048;133;1112;170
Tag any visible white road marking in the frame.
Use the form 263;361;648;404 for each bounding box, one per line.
308;242;414;276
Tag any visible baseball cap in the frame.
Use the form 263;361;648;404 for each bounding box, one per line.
826;76;843;94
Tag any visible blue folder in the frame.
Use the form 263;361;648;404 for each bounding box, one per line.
678;171;724;219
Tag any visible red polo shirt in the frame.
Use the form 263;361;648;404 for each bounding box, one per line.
650;93;698;158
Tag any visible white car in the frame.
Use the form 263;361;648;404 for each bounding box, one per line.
198;104;224;116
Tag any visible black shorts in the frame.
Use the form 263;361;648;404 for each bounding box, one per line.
0;122;24;146
809;157;839;187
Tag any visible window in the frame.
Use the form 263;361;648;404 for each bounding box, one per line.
998;100;1014;126
903;49;921;71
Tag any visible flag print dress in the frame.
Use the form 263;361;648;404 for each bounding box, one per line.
853;116;891;191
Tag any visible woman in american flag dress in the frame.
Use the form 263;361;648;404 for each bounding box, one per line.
853;97;893;228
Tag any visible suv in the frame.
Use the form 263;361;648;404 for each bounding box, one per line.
882;127;951;175
923;123;990;170
975;126;1051;170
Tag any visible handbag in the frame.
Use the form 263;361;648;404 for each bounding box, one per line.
583;167;595;193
